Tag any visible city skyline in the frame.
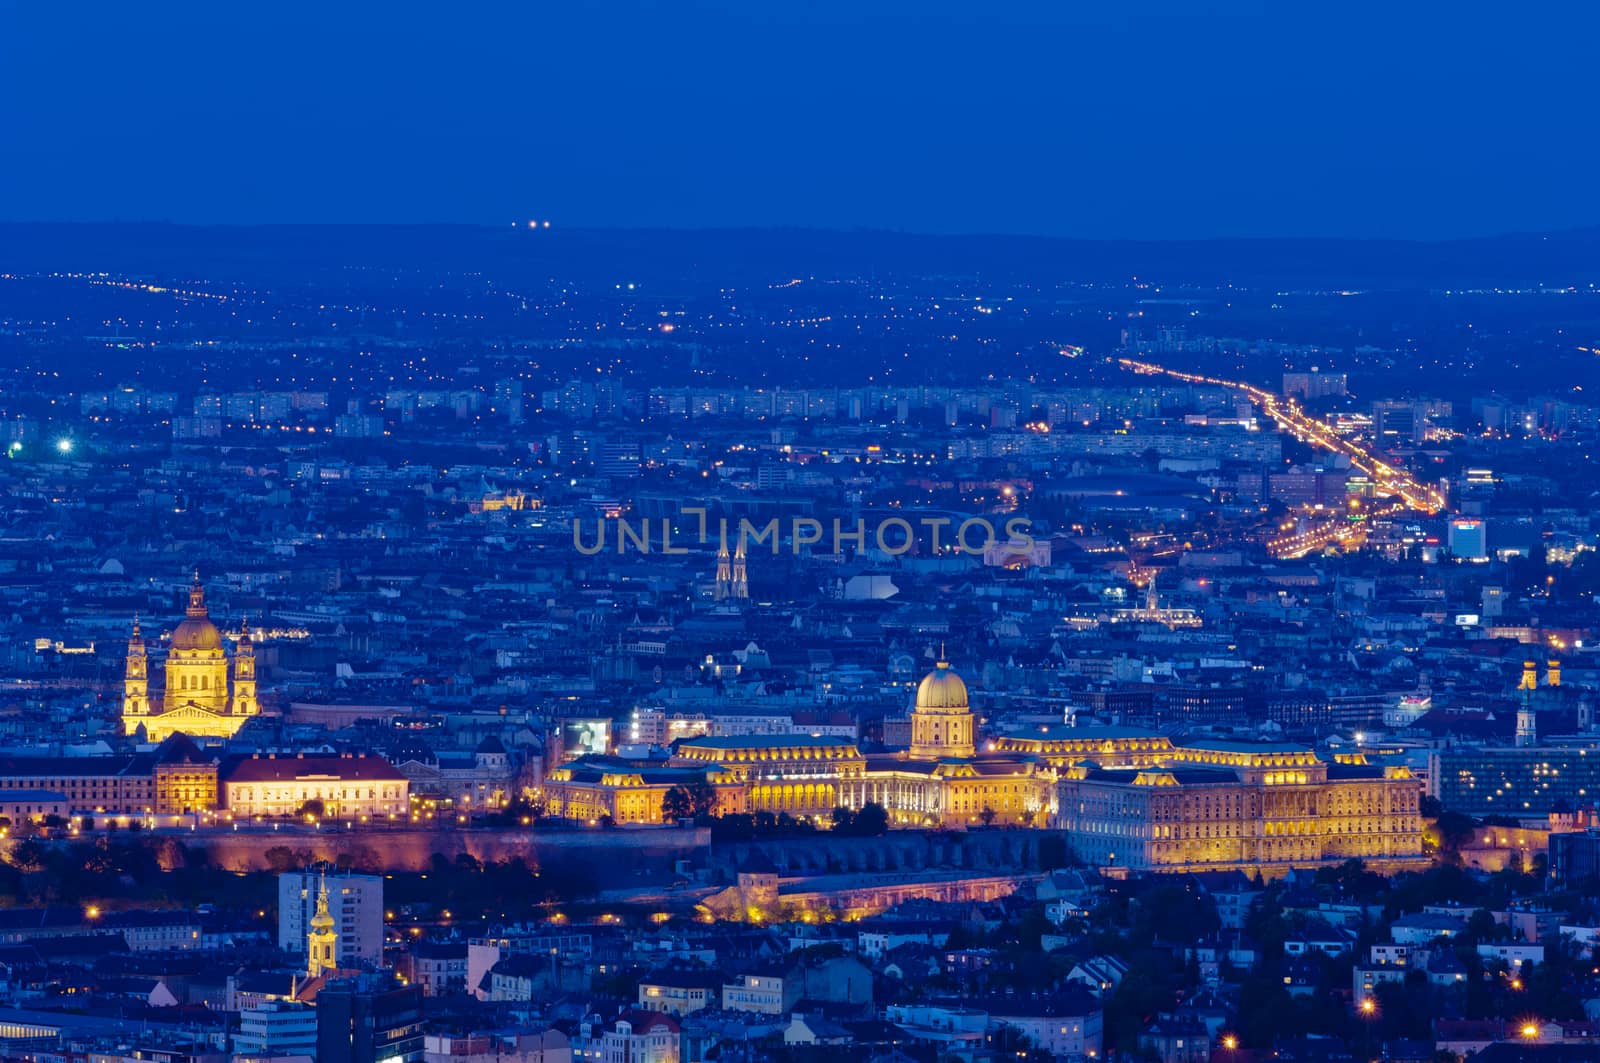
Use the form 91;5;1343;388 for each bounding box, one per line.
4;5;1600;1062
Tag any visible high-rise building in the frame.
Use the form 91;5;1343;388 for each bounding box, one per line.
279;871;384;967
1447;518;1488;561
1282;371;1348;400
316;975;424;1063
1429;745;1600;817
493;378;524;424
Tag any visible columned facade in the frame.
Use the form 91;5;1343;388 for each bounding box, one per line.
122;579;262;741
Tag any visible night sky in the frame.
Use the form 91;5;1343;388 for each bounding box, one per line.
5;1;1597;239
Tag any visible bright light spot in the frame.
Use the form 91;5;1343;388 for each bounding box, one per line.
55;438;74;455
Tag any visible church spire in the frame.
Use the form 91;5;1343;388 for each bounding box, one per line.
306;871;337;979
730;536;748;600
714;539;732;600
122;611;151;731
187;572;207;617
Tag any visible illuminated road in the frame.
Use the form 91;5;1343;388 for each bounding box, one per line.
1118;357;1445;515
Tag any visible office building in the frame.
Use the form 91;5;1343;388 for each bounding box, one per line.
1447;518;1488;561
235;1001;319;1057
316;975;425;1063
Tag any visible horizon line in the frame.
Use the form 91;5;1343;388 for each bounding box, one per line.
2;219;1598;248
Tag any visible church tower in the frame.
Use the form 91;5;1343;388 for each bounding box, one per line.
909;654;976;760
714;542;732;600
122;616;151;734
231;617;259;718
306;873;337;979
731;538;748;600
1516;659;1538;748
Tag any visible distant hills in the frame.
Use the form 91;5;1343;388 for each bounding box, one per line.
3;221;1600;288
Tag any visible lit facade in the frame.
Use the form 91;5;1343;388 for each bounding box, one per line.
669;658;1055;828
0;755;156;814
220;753;409;820
995;725;1181;769
154;762;217;814
596;1011;679;1063
123;579;261;741
1054;739;1425;875
673;736;867;819
541;758;746;824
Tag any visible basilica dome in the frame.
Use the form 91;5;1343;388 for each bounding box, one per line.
170;581;223;652
915;659;969;713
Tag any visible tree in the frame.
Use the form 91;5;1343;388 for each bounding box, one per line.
686;780;720;818
1434;810;1476;853
264;846;298;873
979;807;997;828
853;802;890;836
8;839;46;873
297;799;325;820
662;786;693;822
831;806;856;833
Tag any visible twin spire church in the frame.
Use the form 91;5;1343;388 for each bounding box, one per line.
122;576;260;742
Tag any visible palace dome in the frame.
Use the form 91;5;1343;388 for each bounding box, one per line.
915;660;969;713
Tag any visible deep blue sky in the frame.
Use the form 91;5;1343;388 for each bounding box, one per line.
4;1;1597;239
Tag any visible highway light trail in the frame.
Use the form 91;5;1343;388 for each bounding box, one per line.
1117;357;1445;516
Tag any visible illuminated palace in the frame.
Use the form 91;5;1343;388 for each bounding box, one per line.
541;758;747;825
122;578;260;742
1049;736;1426;876
670;658;1056;828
